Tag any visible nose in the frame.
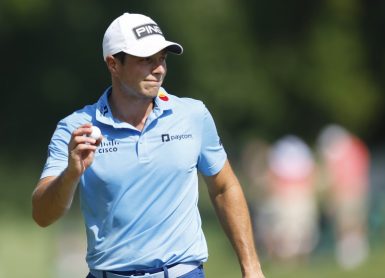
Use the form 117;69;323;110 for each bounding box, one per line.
152;62;166;76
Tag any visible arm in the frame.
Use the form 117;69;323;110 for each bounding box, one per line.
204;160;265;278
32;123;100;227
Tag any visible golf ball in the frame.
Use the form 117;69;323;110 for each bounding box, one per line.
89;126;101;140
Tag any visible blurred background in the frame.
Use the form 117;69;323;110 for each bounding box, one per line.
1;0;385;277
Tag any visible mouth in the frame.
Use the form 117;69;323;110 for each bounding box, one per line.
146;75;164;83
143;81;162;93
145;80;163;87
144;78;163;83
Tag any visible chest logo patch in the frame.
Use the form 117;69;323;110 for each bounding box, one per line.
158;90;169;101
161;133;193;142
97;139;120;154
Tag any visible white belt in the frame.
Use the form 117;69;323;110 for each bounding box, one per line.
90;262;201;278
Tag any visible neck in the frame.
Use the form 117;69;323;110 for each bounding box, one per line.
108;90;154;131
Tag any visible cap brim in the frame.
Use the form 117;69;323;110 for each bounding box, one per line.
123;39;183;57
164;42;183;55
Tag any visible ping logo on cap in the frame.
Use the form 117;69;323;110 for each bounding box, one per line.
133;24;163;39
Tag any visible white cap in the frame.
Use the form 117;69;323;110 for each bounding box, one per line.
102;13;183;60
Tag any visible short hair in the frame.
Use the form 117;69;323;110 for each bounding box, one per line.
113;51;126;64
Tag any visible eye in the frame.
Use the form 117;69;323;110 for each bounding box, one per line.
139;57;152;63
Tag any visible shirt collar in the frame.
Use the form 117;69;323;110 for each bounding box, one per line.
154;87;173;113
95;86;173;128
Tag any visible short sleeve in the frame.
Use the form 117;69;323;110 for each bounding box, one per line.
40;120;72;179
197;106;227;176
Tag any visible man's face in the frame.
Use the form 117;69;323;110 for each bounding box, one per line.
114;50;167;99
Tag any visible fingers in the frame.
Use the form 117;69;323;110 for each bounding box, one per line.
74;133;98;146
67;124;102;175
73;124;93;140
71;124;103;146
95;135;103;146
68;124;102;159
71;141;98;152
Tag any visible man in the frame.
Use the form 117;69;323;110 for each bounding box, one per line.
32;12;265;278
317;125;370;269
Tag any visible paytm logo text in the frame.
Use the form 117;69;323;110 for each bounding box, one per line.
161;133;193;142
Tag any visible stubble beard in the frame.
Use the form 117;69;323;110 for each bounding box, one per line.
118;82;159;101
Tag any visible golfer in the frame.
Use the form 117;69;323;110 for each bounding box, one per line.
32;12;265;278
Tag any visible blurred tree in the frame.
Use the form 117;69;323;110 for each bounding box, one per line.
241;0;382;143
302;0;381;136
1;0;384;158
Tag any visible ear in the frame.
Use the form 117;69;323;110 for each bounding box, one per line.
105;56;119;75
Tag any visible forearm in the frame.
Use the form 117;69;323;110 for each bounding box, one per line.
206;161;264;277
32;168;80;227
33;123;101;227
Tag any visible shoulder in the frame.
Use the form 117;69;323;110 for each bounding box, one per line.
168;94;207;116
58;103;97;132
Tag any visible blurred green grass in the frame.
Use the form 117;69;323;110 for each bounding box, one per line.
0;215;54;278
1;165;384;278
203;219;385;278
1;212;385;278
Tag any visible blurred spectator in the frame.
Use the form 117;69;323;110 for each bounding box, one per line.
240;138;271;250
256;135;319;262
240;138;270;199
317;124;370;269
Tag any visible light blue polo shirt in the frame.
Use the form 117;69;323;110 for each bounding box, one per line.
41;87;227;271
